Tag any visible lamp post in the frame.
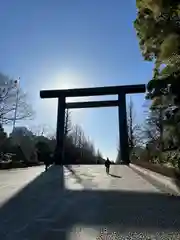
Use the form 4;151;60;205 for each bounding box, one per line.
12;77;20;132
0;83;9;125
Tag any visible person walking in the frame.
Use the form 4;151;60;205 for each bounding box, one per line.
104;157;111;175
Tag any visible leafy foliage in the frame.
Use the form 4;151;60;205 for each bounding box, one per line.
134;0;180;105
134;0;180;169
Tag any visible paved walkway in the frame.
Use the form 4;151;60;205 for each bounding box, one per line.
0;165;180;239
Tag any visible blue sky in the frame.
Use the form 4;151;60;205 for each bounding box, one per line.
0;0;154;160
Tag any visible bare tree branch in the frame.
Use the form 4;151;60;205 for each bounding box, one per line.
0;73;34;125
64;109;72;137
127;97;142;148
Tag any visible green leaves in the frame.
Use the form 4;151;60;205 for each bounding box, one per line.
134;0;180;66
135;0;180;104
134;0;180;157
160;34;180;62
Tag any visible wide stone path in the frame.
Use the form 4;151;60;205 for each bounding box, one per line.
0;165;180;239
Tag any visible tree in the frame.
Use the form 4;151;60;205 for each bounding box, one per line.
68;123;98;164
35;141;52;164
127;98;142;149
0;73;34;125
134;0;180;104
64;109;72;137
115;98;143;163
143;107;163;142
134;1;180;66
143;107;165;162
9;127;36;162
96;149;103;164
127;98;135;149
134;0;180;164
71;124;84;148
116;148;121;163
0;124;7;152
81;137;96;163
29;125;47;136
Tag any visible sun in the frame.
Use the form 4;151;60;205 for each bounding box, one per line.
39;68;92;124
49;69;87;90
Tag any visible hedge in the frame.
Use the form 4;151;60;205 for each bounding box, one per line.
133;160;180;181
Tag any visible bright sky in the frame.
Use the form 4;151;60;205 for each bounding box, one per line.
0;0;154;160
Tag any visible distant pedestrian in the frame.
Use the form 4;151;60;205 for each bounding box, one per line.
105;157;111;175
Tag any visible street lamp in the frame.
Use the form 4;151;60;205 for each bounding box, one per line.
12;77;20;131
0;82;9;125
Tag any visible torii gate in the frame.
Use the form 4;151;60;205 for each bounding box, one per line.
40;84;145;165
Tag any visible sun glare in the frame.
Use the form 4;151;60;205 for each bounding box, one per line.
51;69;87;89
40;69;92;124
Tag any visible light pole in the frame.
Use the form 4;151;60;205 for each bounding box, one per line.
12;77;20;132
0;83;8;125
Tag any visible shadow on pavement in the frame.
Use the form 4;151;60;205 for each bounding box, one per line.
109;173;122;178
64;165;97;188
0;165;65;239
64;165;82;185
0;165;180;239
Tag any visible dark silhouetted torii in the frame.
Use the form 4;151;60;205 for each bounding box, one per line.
40;84;145;165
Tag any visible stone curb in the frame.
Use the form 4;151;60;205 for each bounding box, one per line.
129;163;180;196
